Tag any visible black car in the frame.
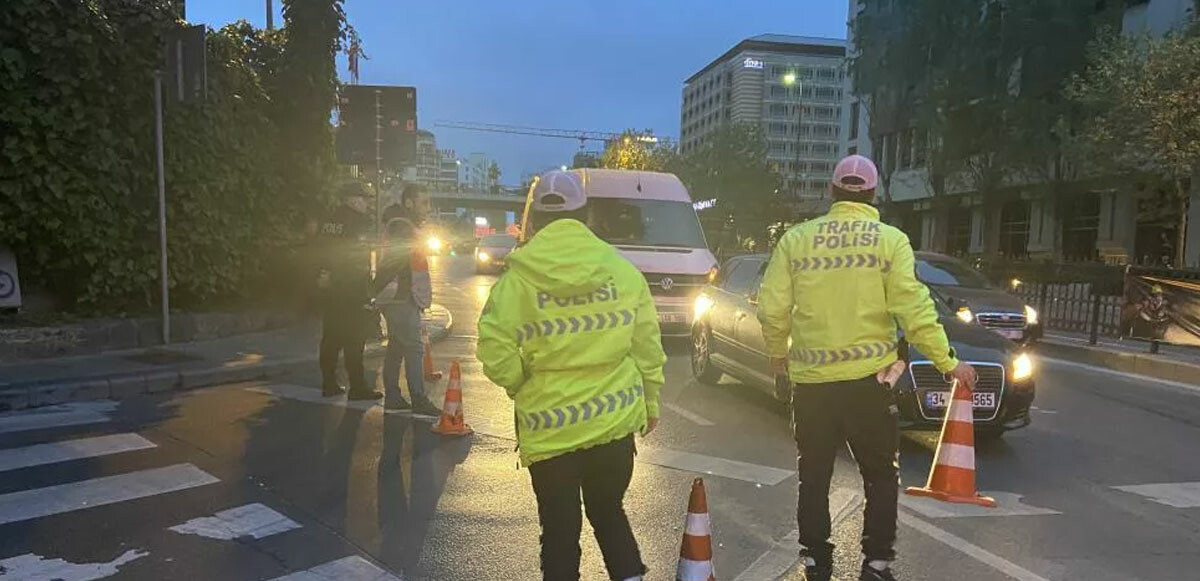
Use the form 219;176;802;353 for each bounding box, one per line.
690;254;1036;438
916;252;1043;344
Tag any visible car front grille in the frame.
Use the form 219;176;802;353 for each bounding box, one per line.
976;312;1026;329
909;362;1005;422
643;273;707;297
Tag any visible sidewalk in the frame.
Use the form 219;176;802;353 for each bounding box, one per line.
0;304;453;411
1035;330;1200;387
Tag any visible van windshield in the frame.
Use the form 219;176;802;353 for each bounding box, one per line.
588;198;707;249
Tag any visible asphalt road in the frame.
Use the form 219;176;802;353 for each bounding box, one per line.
1;254;1198;580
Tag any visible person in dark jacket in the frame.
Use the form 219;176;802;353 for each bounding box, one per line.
317;194;382;400
374;184;440;415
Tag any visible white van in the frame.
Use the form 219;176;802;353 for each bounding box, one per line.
521;169;718;336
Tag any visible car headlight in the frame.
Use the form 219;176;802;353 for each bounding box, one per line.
477;251;491;263
694;295;715;321
426;236;443;253
1024;305;1039;326
1012;352;1034;381
956;306;974;324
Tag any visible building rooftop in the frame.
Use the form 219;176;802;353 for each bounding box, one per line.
685;34;847;84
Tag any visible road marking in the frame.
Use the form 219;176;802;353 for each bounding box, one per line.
1030;406;1057;414
900;491;1060;518
1112;482;1200;508
0;402;116;435
664;402;715;426
249;384;384;411
637;448;794;486
899;511;1051;581
0;433;157;473
733;488;861;581
0;463;219;526
0;549;148;581
268;555;405;581
1040;357;1200;395
169;503;301;540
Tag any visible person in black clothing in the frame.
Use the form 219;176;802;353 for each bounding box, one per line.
316;194;382;400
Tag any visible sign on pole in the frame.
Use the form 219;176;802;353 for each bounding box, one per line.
336;85;417;168
0;246;22;309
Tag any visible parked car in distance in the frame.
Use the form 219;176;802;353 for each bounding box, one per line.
691;254;1036;438
915;252;1043;344
475;234;517;274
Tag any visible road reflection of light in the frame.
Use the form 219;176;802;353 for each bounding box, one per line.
475;282;493;305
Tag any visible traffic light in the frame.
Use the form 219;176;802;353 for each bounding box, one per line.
336;85;416;168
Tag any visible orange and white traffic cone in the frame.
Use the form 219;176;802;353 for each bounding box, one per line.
431;360;472;436
421;322;443;382
905;379;995;507
676;478;716;581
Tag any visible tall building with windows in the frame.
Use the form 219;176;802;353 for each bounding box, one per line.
680;34;847;210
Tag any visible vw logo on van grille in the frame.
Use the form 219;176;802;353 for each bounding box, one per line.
659;277;675;291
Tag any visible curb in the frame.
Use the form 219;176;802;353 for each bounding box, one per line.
1034;339;1200;388
0;305;454;412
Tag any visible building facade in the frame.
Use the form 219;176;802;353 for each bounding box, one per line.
842;0;1199;268
680;34;847;210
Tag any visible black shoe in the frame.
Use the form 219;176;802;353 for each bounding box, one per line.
322;384;345;398
800;553;833;581
385;396;412;411
803;563;833;581
412;397;442;417
860;561;898;581
346;388;383;401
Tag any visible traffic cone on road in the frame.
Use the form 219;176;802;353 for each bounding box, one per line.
905;379;995;507
676;478;716;581
431;360;472;436
421;322;443;382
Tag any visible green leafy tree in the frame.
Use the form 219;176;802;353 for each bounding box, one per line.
600;130;674;171
1068;25;1200;266
672;123;781;251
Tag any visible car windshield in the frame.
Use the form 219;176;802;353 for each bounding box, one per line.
916;259;992;289
481;236;516;248
587;198;707;249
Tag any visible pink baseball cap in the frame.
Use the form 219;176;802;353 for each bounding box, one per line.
832;154;879;193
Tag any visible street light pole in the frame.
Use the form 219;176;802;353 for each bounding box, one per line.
783;72;804;202
266;0;274;30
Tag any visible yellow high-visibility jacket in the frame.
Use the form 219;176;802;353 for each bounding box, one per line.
757;202;958;384
478;219;667;466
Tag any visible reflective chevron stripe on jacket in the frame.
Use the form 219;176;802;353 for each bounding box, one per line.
789;341;898;365
522;385;644;432
516;309;636;345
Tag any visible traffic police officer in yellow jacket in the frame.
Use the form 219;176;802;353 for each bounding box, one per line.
478;171;666;581
758;155;977;581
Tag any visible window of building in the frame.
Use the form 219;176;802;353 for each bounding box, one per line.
770;141;787;154
999;200;1031;259
770;85;786;98
1061;195;1099;262
848;145;858;155
948;207;972;256
899;129;912;169
849;102;860;140
913;129;927;167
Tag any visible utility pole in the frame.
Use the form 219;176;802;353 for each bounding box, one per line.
154;71;169;344
374;88;383;239
266;0;274;30
793;82;805;201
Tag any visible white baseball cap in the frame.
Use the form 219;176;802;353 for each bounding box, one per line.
832;154;880;193
531;171;586;212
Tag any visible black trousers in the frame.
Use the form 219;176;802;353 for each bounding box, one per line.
319;307;367;391
528;436;645;581
792;376;899;563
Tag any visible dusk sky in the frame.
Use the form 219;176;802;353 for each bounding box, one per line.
189;1;849;184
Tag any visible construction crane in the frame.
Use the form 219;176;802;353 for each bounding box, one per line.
433;120;671;149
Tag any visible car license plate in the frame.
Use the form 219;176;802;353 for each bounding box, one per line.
925;391;996;409
658;312;686;324
996;329;1023;340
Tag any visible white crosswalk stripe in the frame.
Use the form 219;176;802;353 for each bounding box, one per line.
267;556;405;581
0;412;391;580
0;463;219;526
